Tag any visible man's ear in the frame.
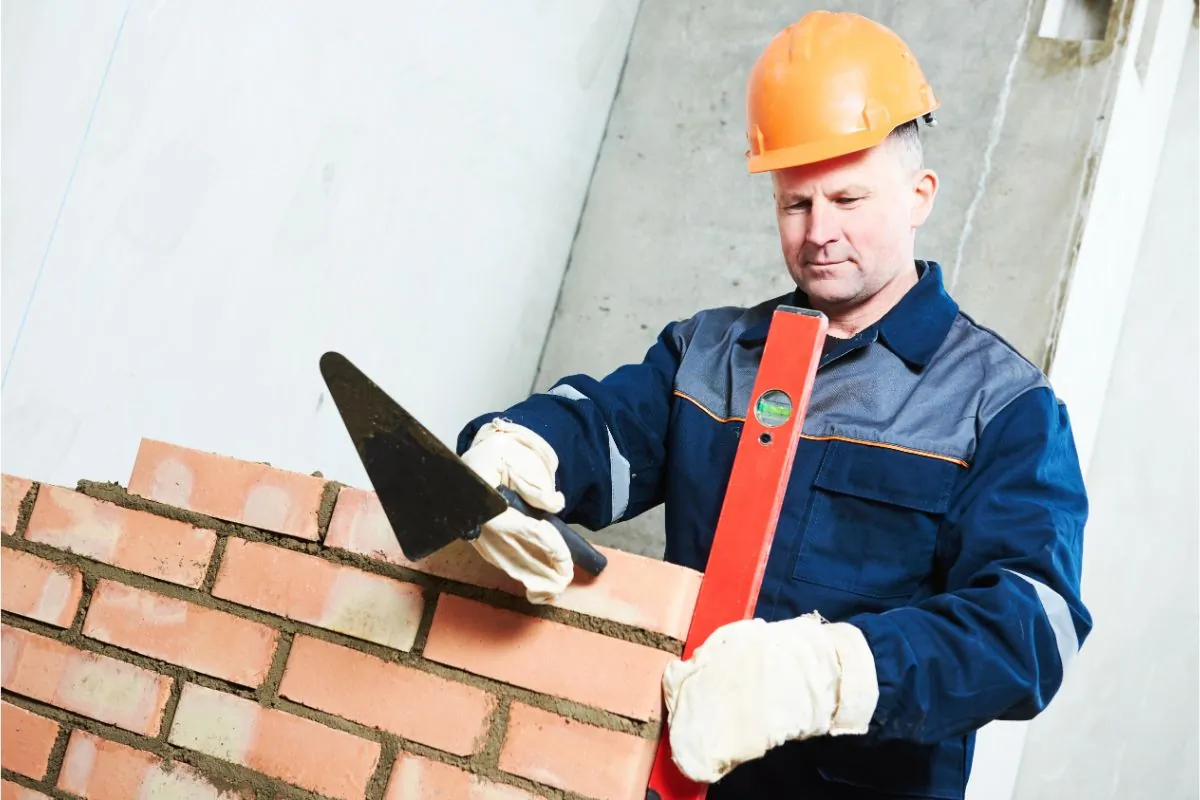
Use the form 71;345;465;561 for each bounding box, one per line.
911;169;938;228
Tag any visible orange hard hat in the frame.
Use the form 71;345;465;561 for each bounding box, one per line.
745;11;939;173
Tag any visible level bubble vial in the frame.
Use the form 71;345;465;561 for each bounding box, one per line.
754;389;793;427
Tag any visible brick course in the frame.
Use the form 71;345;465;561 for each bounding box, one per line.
0;438;702;799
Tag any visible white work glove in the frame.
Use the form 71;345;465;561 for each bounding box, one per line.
459;418;573;605
661;612;879;783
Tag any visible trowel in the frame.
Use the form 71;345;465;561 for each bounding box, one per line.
319;351;608;576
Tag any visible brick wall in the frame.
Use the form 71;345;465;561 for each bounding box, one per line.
1;438;702;800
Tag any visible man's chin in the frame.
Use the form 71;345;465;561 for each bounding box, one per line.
797;279;860;309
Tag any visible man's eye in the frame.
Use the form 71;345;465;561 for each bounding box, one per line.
836;197;862;205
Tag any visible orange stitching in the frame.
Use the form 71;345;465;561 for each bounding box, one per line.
673;390;745;423
801;435;970;468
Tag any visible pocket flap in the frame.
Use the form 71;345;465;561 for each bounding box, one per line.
812;439;962;514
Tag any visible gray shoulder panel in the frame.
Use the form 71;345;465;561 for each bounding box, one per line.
671;303;1053;465
933;314;1052;432
670;296;780;353
672;294;787;421
808;314;1051;463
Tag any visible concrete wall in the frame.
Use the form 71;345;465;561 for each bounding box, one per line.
0;0;639;490
1013;23;1199;800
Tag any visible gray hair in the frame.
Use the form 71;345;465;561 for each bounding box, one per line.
885;120;924;172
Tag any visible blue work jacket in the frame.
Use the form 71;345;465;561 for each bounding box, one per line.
458;262;1092;799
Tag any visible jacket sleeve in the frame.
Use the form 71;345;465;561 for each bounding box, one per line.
456;322;685;530
848;386;1093;744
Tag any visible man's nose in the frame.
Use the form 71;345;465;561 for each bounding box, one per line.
805;201;840;248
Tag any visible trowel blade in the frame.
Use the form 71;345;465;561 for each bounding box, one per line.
319;351;507;562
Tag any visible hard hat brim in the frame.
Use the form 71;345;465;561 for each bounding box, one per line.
746;127;887;174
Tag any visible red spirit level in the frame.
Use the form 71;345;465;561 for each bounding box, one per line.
646;305;827;799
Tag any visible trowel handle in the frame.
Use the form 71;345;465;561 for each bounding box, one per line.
496;486;609;577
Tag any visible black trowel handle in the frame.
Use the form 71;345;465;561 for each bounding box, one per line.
495;486;609;577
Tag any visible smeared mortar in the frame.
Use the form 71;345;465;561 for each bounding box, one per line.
12;480;40;539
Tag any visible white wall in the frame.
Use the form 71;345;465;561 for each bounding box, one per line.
1;0;639;489
1011;18;1198;800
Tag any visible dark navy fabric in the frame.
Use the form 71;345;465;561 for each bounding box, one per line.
457;262;1092;799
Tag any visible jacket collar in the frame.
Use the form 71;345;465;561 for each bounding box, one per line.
736;261;959;370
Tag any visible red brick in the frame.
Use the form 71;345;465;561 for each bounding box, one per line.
212;538;424;651
556;547;701;642
327;486;703;639
385;752;539;800
168;683;379;800
24;485;215;588
1;547;83;627
1;624;171;736
423;595;673;722
82;580;279;687
2;475;33;536
57;730;253;799
1;780;52;800
280;635;495;756
1;701;59;780
324;487;502;581
499;703;657;800
128;438;326;541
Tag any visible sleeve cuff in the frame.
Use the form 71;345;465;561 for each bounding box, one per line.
825;621;880;735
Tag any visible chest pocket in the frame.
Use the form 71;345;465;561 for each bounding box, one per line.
792;440;964;599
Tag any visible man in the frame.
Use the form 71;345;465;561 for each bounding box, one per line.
457;11;1092;798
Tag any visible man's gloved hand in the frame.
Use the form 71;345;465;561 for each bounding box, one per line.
460;418;573;605
661;612;879;783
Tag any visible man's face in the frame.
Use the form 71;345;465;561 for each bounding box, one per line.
771;140;937;310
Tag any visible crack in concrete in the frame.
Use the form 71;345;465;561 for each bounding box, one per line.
950;0;1037;293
